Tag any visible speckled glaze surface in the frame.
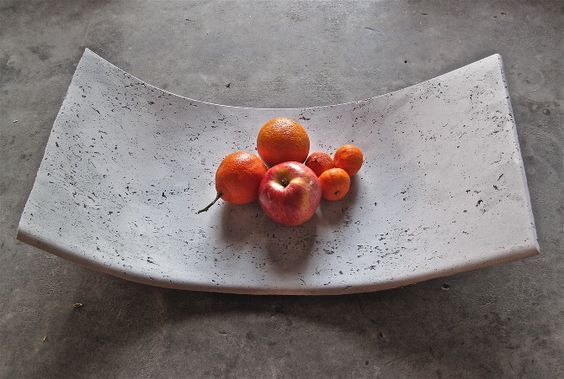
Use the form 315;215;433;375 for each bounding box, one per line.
17;49;539;295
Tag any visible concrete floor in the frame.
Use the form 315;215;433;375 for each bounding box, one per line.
1;0;562;377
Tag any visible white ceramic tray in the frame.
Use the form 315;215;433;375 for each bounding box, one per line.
17;49;539;295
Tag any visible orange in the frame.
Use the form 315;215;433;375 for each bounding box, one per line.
305;151;334;177
197;151;266;213
257;117;310;166
334;144;363;177
319;168;350;201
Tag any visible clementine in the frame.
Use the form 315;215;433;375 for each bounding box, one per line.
319;168;350;201
334;144;363;177
305;151;334;177
197;151;266;213
257;117;310;166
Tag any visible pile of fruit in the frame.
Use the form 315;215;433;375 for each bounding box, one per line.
198;117;363;226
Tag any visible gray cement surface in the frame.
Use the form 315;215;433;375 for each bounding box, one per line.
1;0;562;377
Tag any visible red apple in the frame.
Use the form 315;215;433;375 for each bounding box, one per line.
258;162;321;226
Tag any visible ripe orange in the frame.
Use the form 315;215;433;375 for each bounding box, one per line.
257;117;310;166
305;151;334;177
319;168;350;201
334;144;363;177
197;151;266;213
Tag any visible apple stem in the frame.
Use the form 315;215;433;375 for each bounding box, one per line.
196;192;222;214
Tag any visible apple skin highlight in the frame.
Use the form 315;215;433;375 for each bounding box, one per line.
258;162;321;226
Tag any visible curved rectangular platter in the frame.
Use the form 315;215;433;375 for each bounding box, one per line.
17;49;539;295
